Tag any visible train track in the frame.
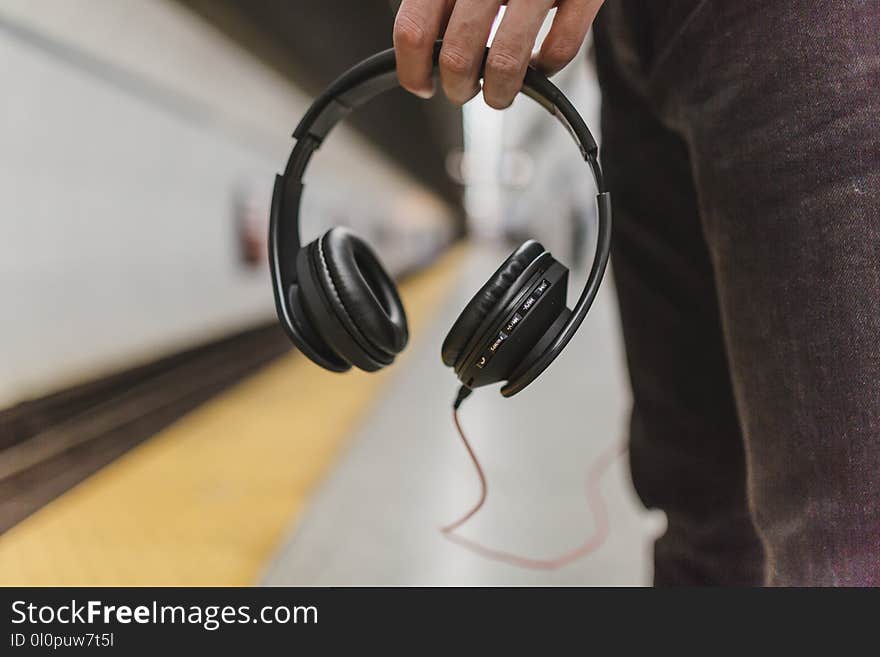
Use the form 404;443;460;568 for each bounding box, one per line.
0;323;291;534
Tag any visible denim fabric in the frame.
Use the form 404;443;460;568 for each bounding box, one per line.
594;0;880;586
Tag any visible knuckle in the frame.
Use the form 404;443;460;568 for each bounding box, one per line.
439;46;474;77
486;49;524;78
394;13;429;51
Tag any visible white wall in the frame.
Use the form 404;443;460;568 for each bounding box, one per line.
498;43;602;259
462;12;601;259
0;0;455;406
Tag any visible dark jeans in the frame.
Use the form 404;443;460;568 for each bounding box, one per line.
594;0;880;585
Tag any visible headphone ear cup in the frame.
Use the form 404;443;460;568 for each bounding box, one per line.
442;240;545;369
296;228;408;372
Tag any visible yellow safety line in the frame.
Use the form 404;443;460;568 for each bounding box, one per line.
0;247;465;586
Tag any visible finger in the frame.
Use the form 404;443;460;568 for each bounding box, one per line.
439;0;503;106
534;0;602;76
483;0;555;109
394;0;454;98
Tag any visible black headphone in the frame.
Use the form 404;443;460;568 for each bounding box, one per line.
270;43;611;398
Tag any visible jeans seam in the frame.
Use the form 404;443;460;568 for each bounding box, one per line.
646;0;711;83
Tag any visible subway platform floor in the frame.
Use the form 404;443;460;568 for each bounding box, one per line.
261;243;662;586
0;243;662;586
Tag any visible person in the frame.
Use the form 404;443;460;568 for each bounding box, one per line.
392;0;880;586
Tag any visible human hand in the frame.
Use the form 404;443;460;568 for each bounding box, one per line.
393;0;603;108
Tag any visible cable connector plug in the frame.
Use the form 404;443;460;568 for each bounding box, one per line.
453;385;473;410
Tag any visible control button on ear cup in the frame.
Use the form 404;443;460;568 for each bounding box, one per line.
441;240;545;369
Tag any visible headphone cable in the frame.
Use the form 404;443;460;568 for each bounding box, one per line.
441;385;625;571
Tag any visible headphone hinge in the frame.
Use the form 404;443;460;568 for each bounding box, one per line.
293;99;353;143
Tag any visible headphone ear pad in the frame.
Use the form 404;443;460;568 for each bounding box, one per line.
296;228;408;371
442;240;545;368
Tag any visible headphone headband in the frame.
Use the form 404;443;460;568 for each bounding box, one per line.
270;42;612;394
294;43;599;155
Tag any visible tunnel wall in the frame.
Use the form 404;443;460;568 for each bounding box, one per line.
0;0;455;406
